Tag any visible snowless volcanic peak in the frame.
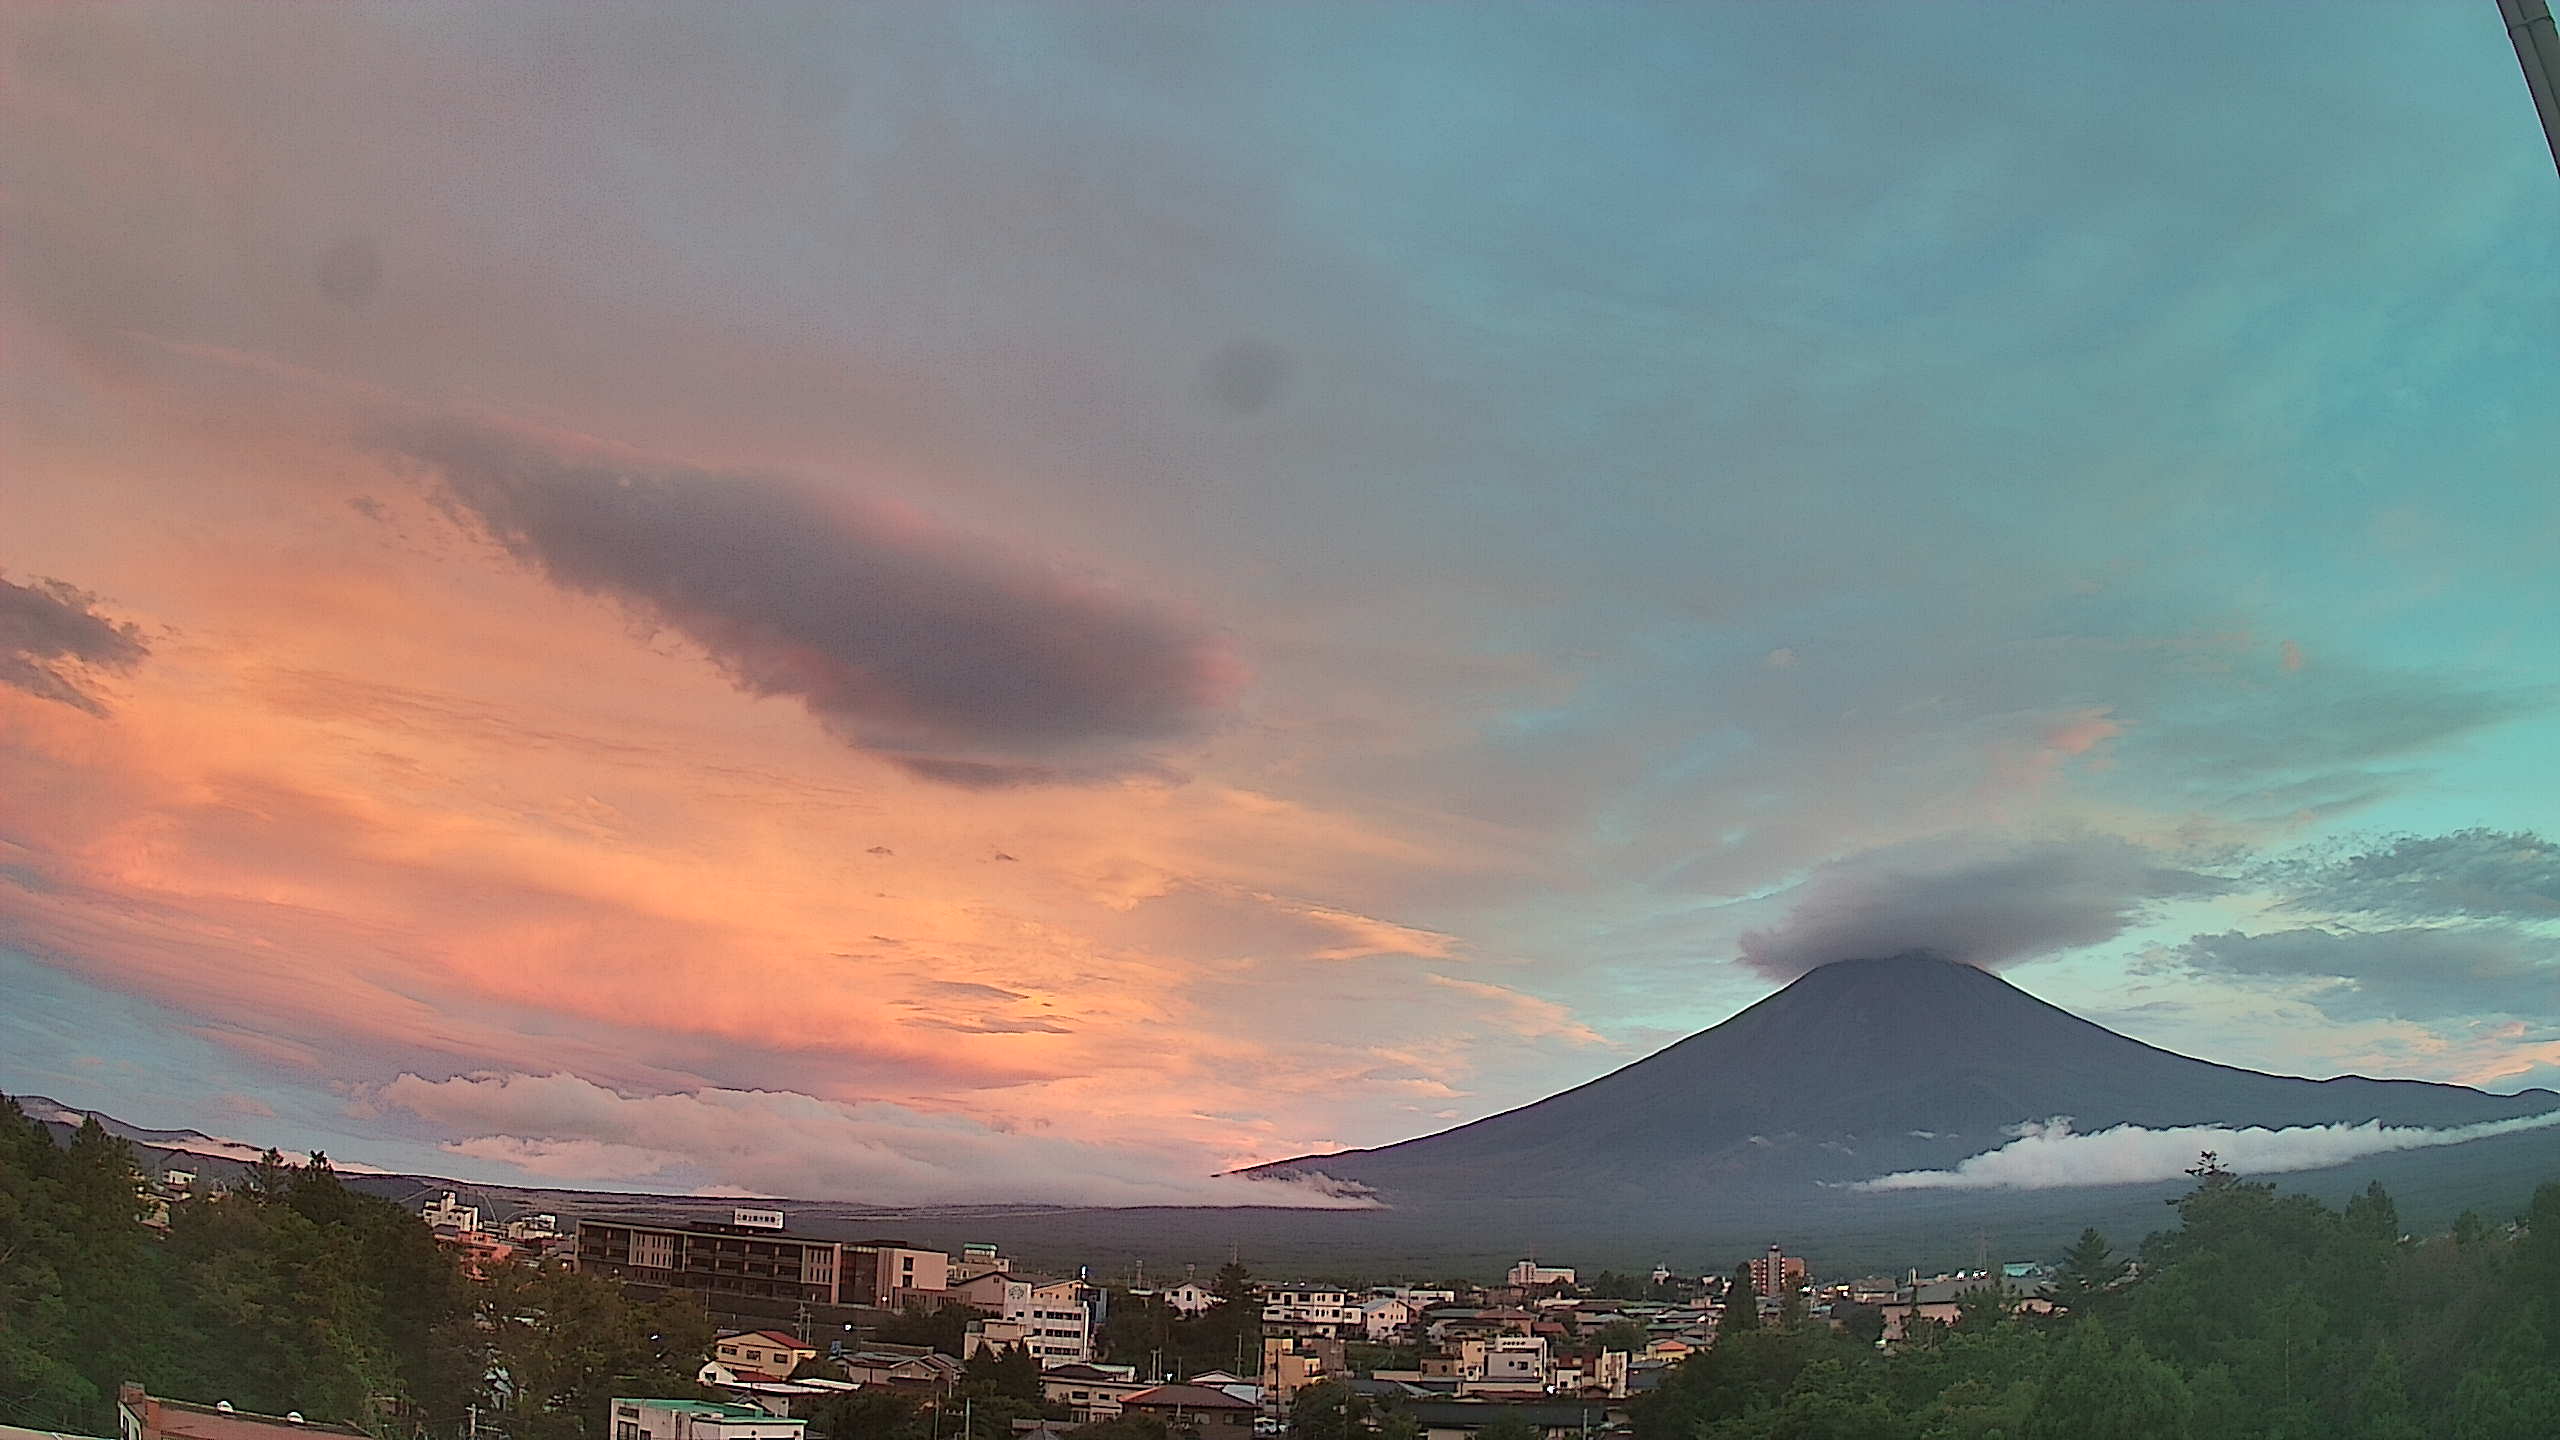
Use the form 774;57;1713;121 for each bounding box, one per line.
1245;954;2560;1204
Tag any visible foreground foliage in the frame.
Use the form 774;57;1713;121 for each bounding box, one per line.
0;1098;708;1439
1632;1166;2560;1440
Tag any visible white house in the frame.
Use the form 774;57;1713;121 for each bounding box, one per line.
1158;1282;1215;1316
610;1399;804;1440
1359;1295;1419;1341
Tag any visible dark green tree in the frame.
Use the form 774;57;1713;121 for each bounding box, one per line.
1285;1380;1369;1440
2053;1228;2117;1307
1718;1263;1759;1338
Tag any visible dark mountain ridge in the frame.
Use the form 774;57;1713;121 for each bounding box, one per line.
1247;955;2560;1201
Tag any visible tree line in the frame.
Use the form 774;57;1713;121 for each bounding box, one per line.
1631;1158;2560;1439
0;1098;709;1440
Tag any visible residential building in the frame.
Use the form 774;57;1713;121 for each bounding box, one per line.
713;1332;817;1381
1157;1282;1214;1316
830;1348;961;1393
843;1242;949;1310
503;1213;564;1242
1359;1295;1419;1341
609;1399;805;1440
1039;1364;1151;1422
420;1193;480;1233
1180;1371;1260;1407
1262;1286;1363;1335
1746;1247;1807;1302
962;1277;1095;1366
1506;1262;1575;1290
1260;1335;1343;1406
116;1386;370;1440
577;1216;846;1307
1117;1386;1254;1438
1456;1336;1550;1392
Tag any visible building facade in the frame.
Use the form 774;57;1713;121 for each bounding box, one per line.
577;1217;846;1306
610;1399;806;1440
843;1243;950;1309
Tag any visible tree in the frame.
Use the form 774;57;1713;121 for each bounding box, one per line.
2345;1181;2401;1245
2025;1325;2191;1440
878;1298;971;1356
1833;1304;1885;1346
961;1343;1043;1405
811;1388;923;1440
1718;1263;1759;1337
1285;1380;1369;1440
2053;1228;2116;1307
1592;1319;1648;1354
1473;1415;1540;1440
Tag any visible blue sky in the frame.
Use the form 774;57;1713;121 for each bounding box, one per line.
0;2;2555;1202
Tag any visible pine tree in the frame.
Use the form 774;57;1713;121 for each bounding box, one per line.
1717;1263;1758;1338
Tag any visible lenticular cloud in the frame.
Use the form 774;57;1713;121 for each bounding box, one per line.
1854;1110;2560;1192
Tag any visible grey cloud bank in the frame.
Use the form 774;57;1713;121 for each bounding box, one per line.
381;420;1245;784
0;576;148;717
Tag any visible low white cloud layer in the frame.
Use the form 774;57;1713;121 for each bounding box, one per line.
1853;1109;2560;1192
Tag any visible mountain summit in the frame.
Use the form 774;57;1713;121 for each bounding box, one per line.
1247;955;2559;1203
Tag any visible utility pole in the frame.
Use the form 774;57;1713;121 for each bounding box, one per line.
2502;0;2560;174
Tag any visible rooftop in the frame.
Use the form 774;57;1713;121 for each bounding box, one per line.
617;1400;806;1425
1122;1385;1256;1411
134;1398;372;1440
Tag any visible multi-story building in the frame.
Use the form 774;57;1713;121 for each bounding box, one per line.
577;1213;846;1307
1262;1286;1364;1335
1746;1246;1807;1303
1506;1261;1575;1289
421;1193;481;1233
1456;1335;1550;1392
843;1242;950;1309
609;1399;805;1440
1260;1335;1345;1406
960;1277;1097;1366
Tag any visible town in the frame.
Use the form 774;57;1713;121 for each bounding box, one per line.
8;1103;2558;1440
72;1155;2067;1440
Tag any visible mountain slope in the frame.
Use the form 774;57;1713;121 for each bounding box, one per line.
1248;955;2560;1202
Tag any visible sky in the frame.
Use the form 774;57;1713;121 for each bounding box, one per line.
2;2;2558;1208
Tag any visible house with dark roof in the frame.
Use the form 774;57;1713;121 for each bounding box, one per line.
1118;1385;1256;1437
